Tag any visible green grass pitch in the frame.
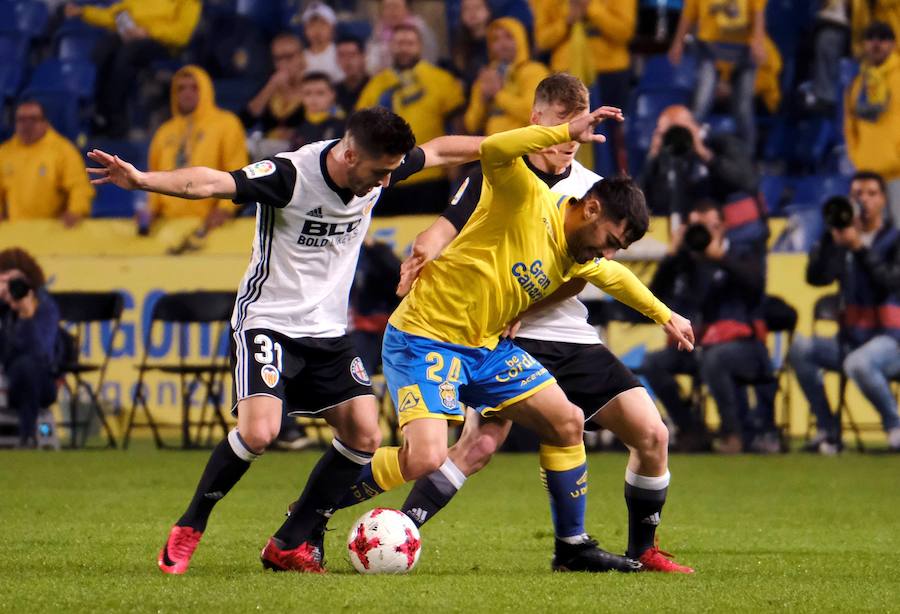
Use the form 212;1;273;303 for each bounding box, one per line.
3;448;900;613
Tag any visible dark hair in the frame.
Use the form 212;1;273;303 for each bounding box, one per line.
272;30;303;48
336;34;365;52
301;71;334;89
391;22;422;40
16;98;45;118
851;170;888;196
584;176;649;244
0;247;46;288
346;107;416;157
690;198;723;217
533;73;589;116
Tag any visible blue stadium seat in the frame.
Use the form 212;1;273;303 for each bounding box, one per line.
54;20;105;61
0;31;28;62
790;174;851;210
0;61;22;98
214;77;259;113
26;60;96;101
705;114;737;136
760;174;787;215
0;0;49;39
638;53;698;93
337;20;372;43
236;0;284;34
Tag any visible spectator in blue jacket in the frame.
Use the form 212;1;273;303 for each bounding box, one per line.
0;248;61;448
640;201;777;454
788;171;900;454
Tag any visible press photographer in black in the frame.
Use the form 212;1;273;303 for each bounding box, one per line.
640;105;758;221
0;248;61;448
788;171;900;453
640;201;778;454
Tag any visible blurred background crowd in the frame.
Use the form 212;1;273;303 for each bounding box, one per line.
2;0;900;456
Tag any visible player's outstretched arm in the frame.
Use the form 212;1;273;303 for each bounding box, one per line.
87;149;237;200
572;258;694;350
397;217;459;297
419;136;485;169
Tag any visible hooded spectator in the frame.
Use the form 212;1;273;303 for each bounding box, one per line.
463;17;549;135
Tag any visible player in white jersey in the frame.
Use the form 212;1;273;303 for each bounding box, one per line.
331;75;694;573
87;107;483;574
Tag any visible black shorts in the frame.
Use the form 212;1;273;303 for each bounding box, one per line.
231;328;373;416
513;337;642;428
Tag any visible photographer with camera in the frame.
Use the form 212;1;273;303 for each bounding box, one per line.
788;171;900;454
640;105;759;222
640;201;777;454
0;248;61;448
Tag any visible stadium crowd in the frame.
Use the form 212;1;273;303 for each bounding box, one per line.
1;0;900;455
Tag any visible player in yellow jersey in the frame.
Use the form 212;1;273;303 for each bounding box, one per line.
368;108;685;571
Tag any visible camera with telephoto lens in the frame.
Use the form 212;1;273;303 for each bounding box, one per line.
683;223;713;253
660;125;695;159
822;195;861;230
7;277;31;300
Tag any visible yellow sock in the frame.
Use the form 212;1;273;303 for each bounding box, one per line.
539;443;586;472
371;447;406;492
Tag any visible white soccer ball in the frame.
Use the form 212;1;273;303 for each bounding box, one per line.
347;508;421;574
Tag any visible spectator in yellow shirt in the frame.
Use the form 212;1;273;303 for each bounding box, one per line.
65;0;202;138
0;100;93;226
531;0;636;170
357;23;465;215
464;17;549;136
845;21;900;225
670;0;767;152
146;65;248;231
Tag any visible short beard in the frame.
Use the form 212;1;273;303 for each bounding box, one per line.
393;56;419;71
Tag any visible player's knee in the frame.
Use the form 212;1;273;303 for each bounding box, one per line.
467;433;501;472
239;424;278;453
638;420;669;459
405;446;448;480
340;427;382;454
545;407;584;446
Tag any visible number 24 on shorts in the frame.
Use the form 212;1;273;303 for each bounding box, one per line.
424;352;462;383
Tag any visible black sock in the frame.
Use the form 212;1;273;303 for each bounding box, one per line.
273;438;373;548
401;458;466;527
177;429;259;532
624;469;670;558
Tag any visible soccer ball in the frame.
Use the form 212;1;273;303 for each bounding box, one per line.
347;508;421;574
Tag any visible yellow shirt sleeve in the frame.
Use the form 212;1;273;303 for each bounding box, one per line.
571;258;672;324
586;0;636;45
531;0;570;53
80;3;122;30
59;140;94;217
146;0;201;47
480;123;571;200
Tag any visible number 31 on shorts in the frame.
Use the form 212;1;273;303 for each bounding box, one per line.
254;334;284;371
